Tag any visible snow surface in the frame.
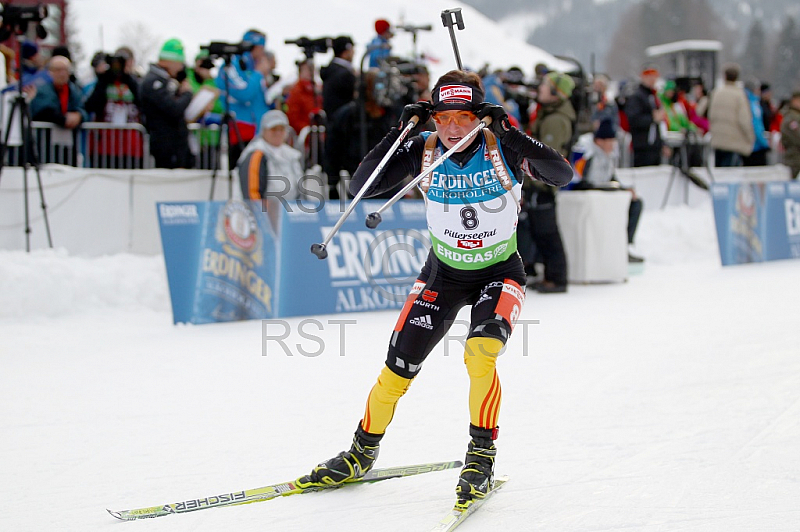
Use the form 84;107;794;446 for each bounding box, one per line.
2;198;800;531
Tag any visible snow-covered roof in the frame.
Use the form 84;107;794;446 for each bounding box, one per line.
645;40;723;58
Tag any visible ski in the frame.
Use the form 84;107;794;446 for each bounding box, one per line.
430;475;509;531
108;460;462;521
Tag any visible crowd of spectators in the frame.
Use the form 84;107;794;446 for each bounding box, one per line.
3;20;797;180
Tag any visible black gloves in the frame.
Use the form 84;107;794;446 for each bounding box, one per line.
399;101;433;130
475;102;513;139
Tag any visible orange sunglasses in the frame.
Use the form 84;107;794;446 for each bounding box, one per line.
432;111;477;126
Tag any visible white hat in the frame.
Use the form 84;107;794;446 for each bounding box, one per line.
261;110;289;131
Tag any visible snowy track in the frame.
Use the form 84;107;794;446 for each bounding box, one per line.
2;201;799;531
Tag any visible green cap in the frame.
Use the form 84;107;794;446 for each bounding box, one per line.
159;38;186;63
546;72;575;99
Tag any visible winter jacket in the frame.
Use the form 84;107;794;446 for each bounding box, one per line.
321;58;356;120
625;83;663;160
780;104;800;170
29;80;88;127
707;81;754;156
215;53;269;127
745;89;769;153
285;79;321;134
139;64;193;168
530;97;575;158
237;136;304;200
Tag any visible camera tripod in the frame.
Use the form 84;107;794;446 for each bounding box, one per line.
208;54;247;200
0;86;53;251
661;129;713;209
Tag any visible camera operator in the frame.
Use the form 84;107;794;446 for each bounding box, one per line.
325;69;395;198
140;38;194;169
214;29;272;163
84;48;142;168
321;35;356;120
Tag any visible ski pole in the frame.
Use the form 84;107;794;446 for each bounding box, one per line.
441;8;466;70
365;118;490;229
310;117;420;259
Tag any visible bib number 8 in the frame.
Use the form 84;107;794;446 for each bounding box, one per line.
460;206;479;230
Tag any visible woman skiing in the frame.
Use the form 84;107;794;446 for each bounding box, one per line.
297;70;573;506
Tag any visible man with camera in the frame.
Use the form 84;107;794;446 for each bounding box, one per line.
140;38;194;169
214;29;272;164
84;48;142;168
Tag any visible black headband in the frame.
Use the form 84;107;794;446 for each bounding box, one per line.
431;83;484;112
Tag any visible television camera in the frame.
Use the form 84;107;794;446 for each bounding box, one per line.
285;36;331;60
200;41;255;59
0;2;48;41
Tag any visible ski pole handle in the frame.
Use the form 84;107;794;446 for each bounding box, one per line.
310;117;419;259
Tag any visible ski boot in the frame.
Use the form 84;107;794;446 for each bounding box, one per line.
455;425;497;506
296;423;382;488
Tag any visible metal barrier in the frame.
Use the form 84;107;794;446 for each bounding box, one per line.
295;123;326;170
188;122;221;170
3;121;82;167
2;121;229;170
81;122;150;169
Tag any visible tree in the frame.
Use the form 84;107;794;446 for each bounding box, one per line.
605;0;733;80
771;16;800;100
737;20;767;81
118;22;161;71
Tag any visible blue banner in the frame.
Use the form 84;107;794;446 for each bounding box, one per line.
158;199;430;323
275;199;429;317
711;181;800;266
158;200;278;324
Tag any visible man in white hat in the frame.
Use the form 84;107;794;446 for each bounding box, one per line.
237;110;305;201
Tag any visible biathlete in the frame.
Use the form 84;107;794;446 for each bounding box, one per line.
297;70;573;505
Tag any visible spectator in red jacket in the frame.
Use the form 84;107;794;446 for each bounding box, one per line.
285;59;321;135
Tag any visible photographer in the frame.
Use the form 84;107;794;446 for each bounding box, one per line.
321;35;356;120
84;49;142;168
140;38;194;169
214;29;271;163
325;69;394;198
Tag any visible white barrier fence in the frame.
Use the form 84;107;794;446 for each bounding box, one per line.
0;164;793;256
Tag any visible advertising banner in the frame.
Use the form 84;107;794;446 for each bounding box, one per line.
711;181;800;266
275;199;429;317
158;199;430;323
157;200;278;324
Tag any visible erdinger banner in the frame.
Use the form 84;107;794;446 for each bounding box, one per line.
276;199;429;317
158;199;429;323
711;181;800;266
158;201;278;324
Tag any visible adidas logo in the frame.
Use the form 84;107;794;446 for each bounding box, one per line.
409;315;434;330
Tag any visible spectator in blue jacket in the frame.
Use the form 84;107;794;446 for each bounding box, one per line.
742;79;770;166
367;19;393;68
29;55;88;165
216;29;271;162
